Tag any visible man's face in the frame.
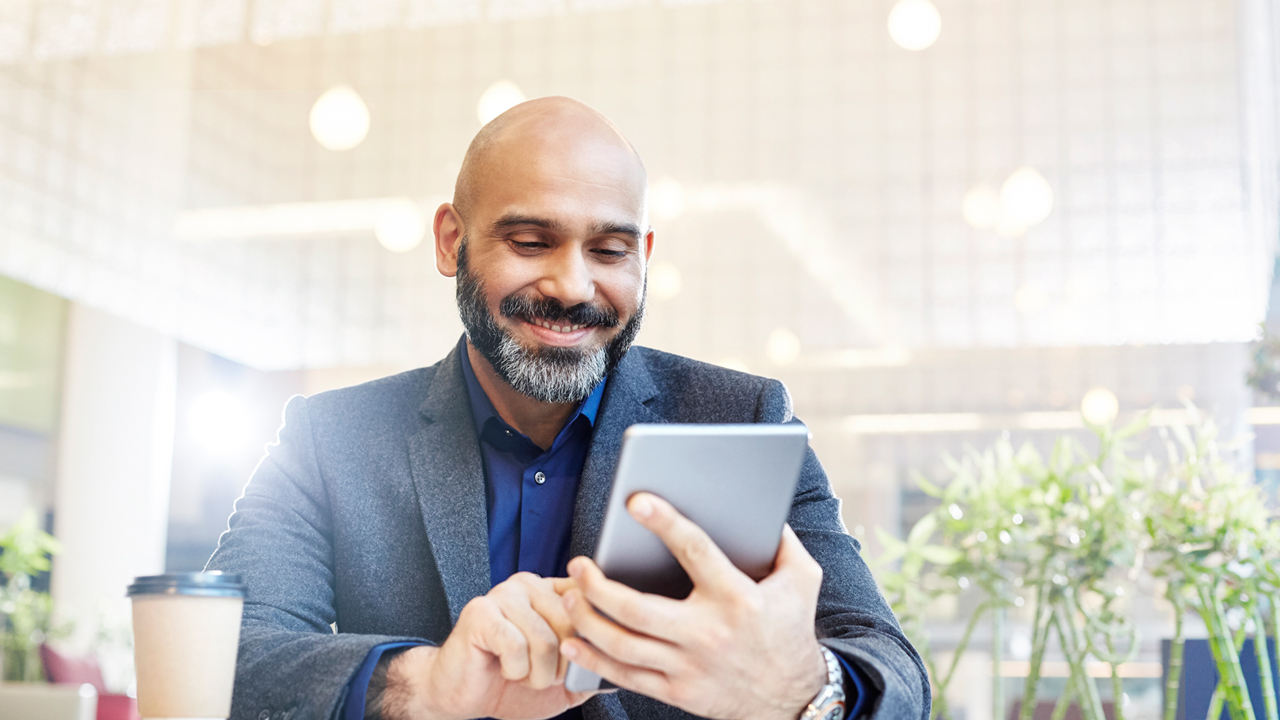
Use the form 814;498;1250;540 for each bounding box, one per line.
441;123;654;404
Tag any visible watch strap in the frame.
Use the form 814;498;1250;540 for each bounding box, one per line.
799;646;847;720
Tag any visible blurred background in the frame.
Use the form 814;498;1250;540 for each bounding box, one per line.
2;0;1280;715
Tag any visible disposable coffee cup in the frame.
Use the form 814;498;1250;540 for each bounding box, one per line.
128;572;247;720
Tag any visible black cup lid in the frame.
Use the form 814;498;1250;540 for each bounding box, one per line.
127;572;247;598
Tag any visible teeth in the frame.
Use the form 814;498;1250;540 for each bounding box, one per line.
532;319;585;333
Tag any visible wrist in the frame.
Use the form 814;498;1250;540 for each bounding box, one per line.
796;646;847;720
383;646;451;720
754;642;828;720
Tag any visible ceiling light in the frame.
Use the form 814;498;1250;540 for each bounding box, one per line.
1080;387;1120;426
999;167;1054;230
648;261;682;300
374;201;427;252
887;0;942;51
766;328;802;365
309;85;370;151
650;178;686;221
477;80;526;125
962;184;1000;230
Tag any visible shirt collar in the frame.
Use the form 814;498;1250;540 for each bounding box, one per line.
457;335;606;440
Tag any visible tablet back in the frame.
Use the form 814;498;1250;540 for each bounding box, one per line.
593;423;810;599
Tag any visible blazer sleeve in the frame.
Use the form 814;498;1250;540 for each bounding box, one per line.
205;395;427;720
755;379;932;720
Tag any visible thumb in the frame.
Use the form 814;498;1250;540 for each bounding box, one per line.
769;524;823;586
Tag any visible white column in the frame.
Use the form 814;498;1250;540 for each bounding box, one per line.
51;304;176;651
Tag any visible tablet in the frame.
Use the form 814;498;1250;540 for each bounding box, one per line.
564;422;810;693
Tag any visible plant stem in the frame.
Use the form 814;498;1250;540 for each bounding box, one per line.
1208;685;1226;720
1054;597;1106;720
933;601;995;720
1050;677;1078;720
1022;587;1053;720
994;604;1006;720
926;654;953;720
1254;605;1279;720
943;601;992;692
1198;585;1256;720
1165;593;1186;720
1109;626;1128;720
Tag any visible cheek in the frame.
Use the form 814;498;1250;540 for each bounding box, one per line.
604;271;646;312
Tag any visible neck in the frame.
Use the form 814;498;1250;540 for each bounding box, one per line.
465;341;579;450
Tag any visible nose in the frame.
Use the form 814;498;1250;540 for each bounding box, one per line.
536;245;595;308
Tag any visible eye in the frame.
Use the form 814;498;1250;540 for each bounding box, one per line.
509;239;547;252
591;248;628;259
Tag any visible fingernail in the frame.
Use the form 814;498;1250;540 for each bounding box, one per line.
561;641;578;658
630;493;653;518
563;591;576;610
568;559;582;578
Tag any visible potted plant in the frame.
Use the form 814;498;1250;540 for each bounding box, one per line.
875;410;1279;720
0;508;65;682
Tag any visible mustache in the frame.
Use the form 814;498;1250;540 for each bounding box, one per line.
499;294;620;329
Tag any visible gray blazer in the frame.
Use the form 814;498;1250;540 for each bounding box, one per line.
206;344;929;720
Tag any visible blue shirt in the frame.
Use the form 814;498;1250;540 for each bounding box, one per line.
343;338;603;720
342;337;867;719
460;339;606;584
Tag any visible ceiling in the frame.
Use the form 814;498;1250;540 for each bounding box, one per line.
0;0;1276;371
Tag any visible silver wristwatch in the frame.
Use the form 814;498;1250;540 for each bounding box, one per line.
799;646;847;720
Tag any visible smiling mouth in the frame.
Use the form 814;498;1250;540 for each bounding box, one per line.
525;317;589;334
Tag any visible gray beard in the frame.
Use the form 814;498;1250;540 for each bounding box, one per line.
455;240;644;404
485;332;609;405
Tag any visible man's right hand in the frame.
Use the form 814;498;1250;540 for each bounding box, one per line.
380;572;595;720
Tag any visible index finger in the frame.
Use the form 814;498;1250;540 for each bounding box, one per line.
627;492;752;595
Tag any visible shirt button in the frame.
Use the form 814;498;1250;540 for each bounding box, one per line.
534;471;546;485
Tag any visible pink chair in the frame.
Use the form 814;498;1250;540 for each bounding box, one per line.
39;645;140;720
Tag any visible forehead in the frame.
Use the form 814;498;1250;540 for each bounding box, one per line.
471;127;647;228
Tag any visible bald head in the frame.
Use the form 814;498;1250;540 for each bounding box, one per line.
453;97;647;224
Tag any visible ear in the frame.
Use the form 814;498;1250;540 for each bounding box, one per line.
434;203;465;277
643;229;655;262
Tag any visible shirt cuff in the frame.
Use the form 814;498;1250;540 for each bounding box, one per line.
832;653;871;720
342;642;425;720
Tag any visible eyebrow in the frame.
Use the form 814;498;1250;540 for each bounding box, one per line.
592;221;643;241
489;213;643;242
491;213;565;234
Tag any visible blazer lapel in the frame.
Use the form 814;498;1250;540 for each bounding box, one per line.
569;349;664;561
408;346;492;625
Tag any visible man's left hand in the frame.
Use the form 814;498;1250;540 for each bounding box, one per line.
559;492;829;720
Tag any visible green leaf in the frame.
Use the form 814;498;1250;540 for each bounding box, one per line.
919;544;962;566
907;513;939;547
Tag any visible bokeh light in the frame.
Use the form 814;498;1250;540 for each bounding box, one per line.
887;0;942;51
962;184;1000;230
766;328;802;365
309;85;370;151
1080;387;1120;426
477;80;526;125
648;262;682;300
999;167;1055;232
650;178;686;221
374;201;427;252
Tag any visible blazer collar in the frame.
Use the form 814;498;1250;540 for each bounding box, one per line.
569;348;663;560
409;343;663;625
410;344;492;625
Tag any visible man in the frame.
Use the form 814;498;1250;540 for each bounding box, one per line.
206;97;928;720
